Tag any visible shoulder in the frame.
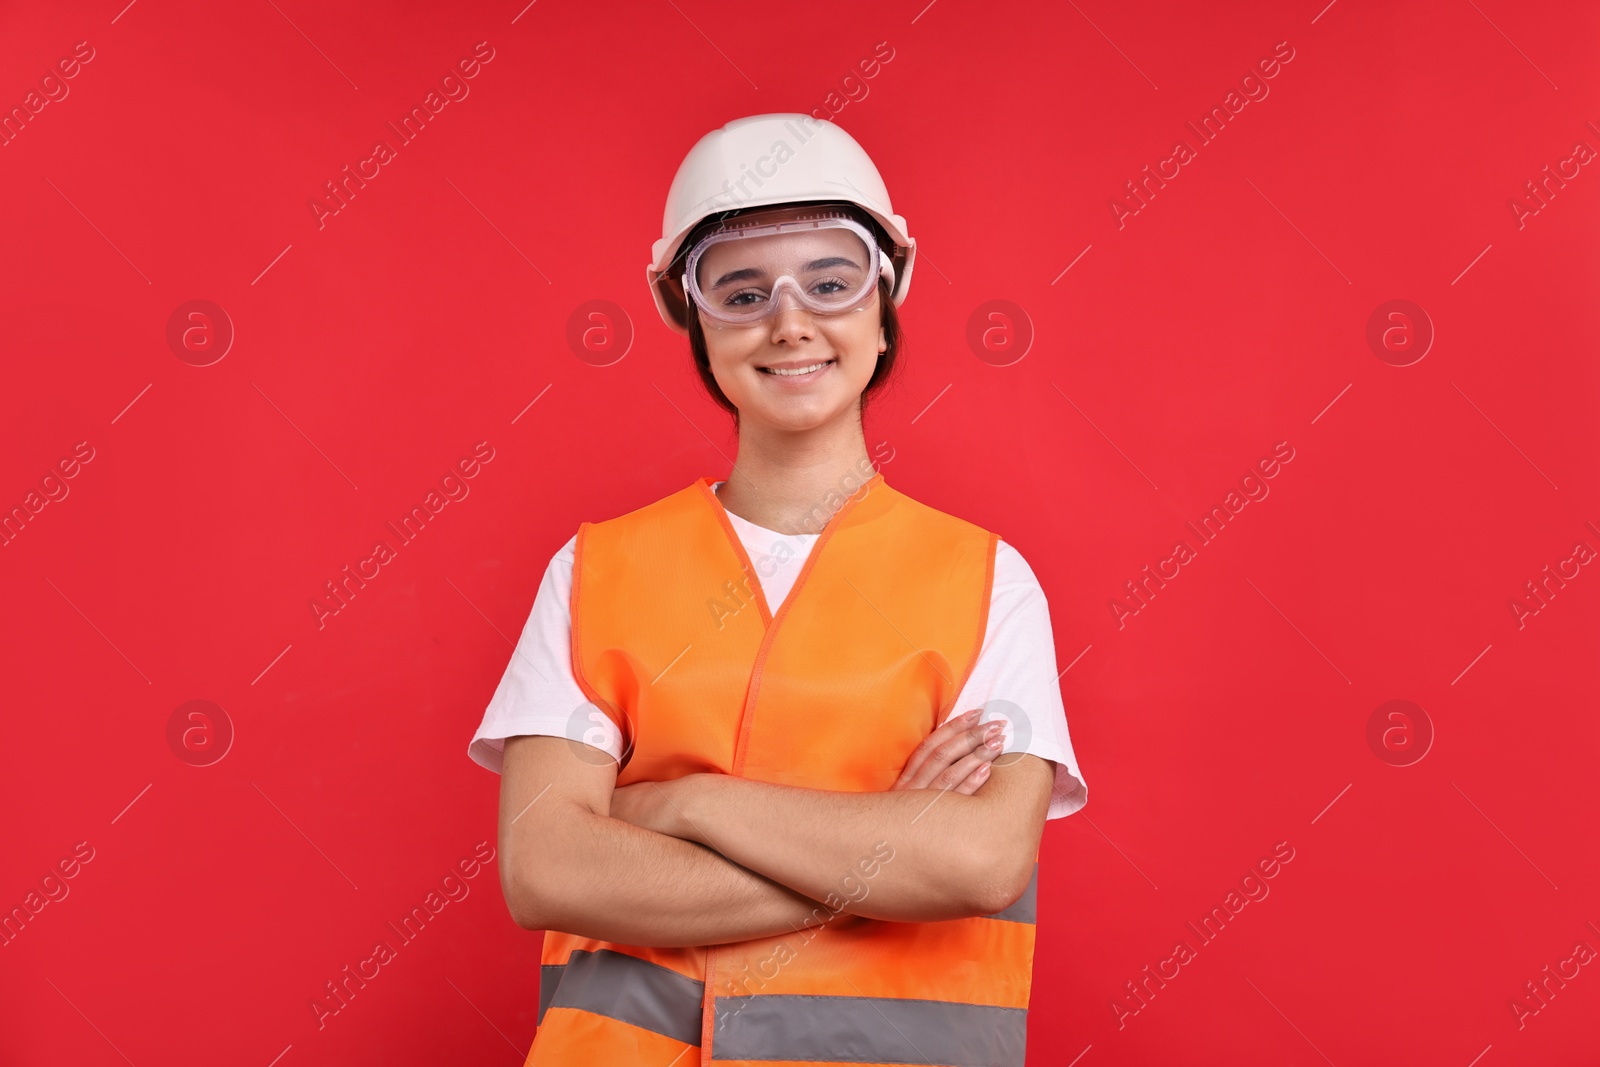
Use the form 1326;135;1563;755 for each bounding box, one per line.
878;481;998;548
582;480;706;537
574;482;712;586
991;539;1055;617
575;482;708;568
994;539;1044;589
529;533;578;604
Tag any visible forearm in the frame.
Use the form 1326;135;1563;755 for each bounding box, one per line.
677;775;1013;923
515;802;831;947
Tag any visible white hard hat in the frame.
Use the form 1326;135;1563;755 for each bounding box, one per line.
647;113;916;335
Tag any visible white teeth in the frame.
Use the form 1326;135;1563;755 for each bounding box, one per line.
763;361;832;377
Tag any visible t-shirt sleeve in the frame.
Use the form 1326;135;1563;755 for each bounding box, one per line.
466;533;626;775
943;539;1088;820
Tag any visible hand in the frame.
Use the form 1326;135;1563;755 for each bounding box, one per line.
892;708;1008;796
608;778;692;839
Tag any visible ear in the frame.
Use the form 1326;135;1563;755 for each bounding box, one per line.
878;324;887;354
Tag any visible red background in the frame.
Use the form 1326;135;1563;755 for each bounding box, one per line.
2;1;1597;1064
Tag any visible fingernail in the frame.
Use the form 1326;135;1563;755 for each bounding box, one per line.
975;763;991;779
986;734;1002;749
965;709;981;721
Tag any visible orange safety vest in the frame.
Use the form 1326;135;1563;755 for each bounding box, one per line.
529;471;1041;1067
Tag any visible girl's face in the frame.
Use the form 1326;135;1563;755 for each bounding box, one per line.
693;209;888;435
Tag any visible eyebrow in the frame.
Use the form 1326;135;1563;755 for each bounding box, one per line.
709;256;862;288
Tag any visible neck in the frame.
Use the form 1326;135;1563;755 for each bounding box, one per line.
716;410;875;536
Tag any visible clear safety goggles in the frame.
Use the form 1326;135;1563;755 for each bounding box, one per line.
682;211;892;327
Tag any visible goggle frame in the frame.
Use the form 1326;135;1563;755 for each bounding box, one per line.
681;211;892;328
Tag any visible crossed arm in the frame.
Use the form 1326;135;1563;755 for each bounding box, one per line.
498;713;1055;948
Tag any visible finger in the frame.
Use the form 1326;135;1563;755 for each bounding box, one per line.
894;709;980;788
896;709;980;784
899;725;983;790
901;726;990;791
926;751;994;794
902;720;1005;791
949;761;995;796
902;724;1000;792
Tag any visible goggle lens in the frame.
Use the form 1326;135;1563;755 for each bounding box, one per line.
685;217;882;326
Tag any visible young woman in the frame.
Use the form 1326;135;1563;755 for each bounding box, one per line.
469;113;1087;1067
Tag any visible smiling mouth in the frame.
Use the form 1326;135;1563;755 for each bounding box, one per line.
760;359;836;377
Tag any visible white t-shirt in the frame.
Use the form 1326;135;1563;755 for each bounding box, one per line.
469;484;1088;820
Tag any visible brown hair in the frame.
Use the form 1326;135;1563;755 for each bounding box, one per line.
675;203;905;428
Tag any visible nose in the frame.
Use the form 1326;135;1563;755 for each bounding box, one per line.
766;293;817;342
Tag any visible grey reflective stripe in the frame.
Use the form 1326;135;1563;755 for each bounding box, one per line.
712;993;1027;1066
540;948;704;1046
982;862;1038;924
537;964;563;1024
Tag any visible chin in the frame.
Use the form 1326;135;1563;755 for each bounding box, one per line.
766;403;856;433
